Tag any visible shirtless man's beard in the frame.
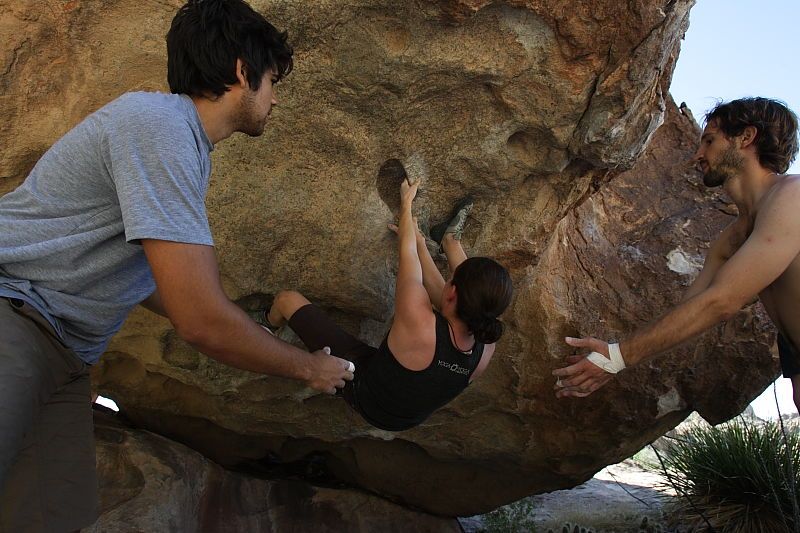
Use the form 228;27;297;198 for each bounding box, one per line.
703;144;745;188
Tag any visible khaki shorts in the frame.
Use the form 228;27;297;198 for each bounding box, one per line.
0;298;98;532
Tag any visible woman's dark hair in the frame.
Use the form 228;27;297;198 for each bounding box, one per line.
167;0;294;98
451;257;513;344
705;97;799;174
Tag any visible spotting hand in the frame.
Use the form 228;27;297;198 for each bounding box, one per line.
552;336;618;398
307;346;354;395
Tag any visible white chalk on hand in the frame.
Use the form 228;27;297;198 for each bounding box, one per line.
346;361;355;373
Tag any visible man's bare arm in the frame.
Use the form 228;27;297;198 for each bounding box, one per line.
555;181;800;397
141;239;352;394
140;289;167;316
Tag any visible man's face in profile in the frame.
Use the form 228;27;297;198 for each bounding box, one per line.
695;122;744;188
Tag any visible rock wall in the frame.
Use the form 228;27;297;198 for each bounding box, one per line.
0;0;778;518
89;409;460;532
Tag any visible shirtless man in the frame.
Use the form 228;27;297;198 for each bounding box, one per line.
552;97;800;411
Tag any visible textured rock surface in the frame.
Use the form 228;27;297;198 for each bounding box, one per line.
88;409;460;532
1;0;779;518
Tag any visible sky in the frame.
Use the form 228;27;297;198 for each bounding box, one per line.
670;0;800;418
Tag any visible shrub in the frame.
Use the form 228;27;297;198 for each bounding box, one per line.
660;418;800;532
482;497;537;533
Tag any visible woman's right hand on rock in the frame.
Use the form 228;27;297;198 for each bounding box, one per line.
400;178;419;209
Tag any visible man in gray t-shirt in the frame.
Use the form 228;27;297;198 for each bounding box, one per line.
0;1;353;530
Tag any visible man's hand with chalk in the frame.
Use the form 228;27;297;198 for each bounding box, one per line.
306;346;355;395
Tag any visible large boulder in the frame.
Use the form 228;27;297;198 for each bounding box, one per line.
88;408;461;532
1;0;777;517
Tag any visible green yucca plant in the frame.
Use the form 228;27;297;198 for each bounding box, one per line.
659;418;800;532
481;497;537;533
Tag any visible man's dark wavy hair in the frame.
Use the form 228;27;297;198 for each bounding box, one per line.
167;0;293;97
705;97;799;174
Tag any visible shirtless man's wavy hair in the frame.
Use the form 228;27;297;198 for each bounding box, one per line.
706;97;798;174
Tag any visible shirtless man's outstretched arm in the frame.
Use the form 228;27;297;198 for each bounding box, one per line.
554;97;800;404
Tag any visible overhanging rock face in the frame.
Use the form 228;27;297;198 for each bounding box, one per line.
88;410;461;531
1;0;777;517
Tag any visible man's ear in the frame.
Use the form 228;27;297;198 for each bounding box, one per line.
738;125;758;149
234;58;248;89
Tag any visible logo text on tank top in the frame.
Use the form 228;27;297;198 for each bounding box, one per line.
438;359;470;375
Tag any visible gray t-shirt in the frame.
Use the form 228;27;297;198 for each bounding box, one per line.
0;92;214;364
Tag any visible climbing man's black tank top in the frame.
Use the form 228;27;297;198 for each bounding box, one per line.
354;311;485;431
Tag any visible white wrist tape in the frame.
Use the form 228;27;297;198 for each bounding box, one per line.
586;343;626;374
